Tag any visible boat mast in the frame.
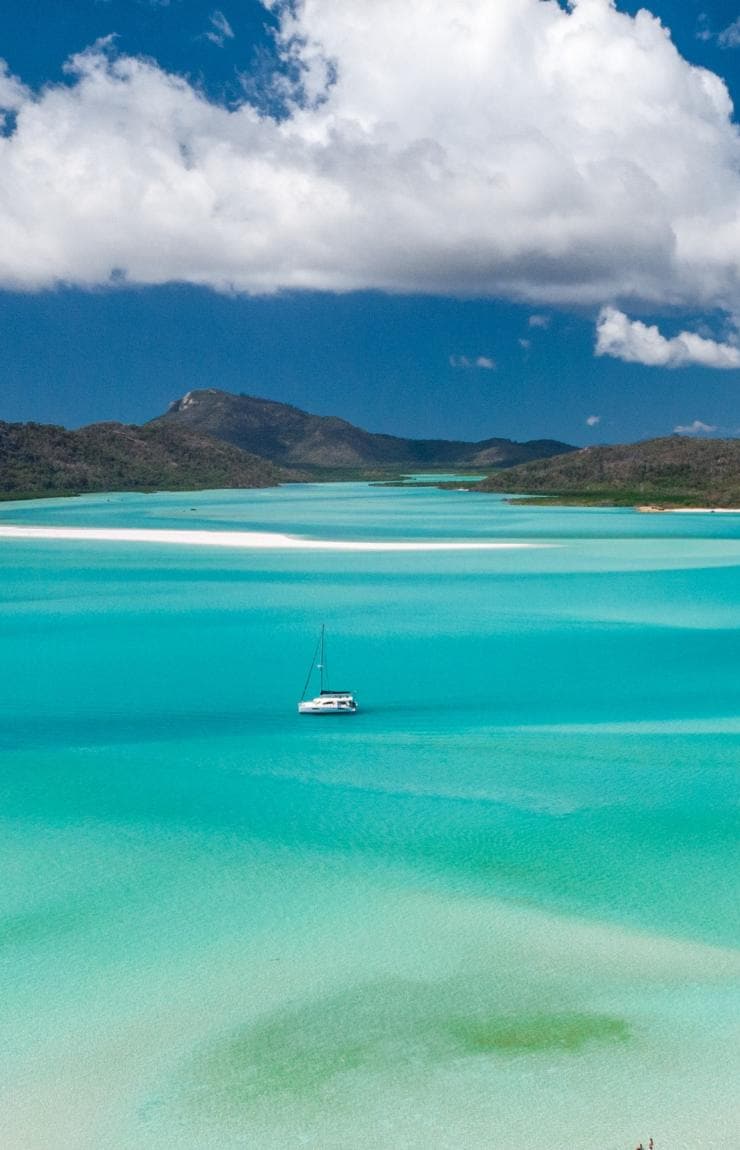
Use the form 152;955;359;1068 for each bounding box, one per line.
319;624;325;693
301;628;324;701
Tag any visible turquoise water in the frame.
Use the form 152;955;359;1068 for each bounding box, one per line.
0;485;738;1149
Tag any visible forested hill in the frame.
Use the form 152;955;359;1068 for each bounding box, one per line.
476;437;740;507
0;420;283;500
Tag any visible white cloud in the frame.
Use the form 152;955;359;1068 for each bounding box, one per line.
718;20;740;49
205;10;234;48
595;307;740;369
528;315;550;329
0;0;740;308
0;60;27;112
673;420;718;434
450;354;495;370
586;414;601;427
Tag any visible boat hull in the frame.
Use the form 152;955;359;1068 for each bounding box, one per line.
299;699;361;708
297;700;358;715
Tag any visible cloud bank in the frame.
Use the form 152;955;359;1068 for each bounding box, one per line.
0;0;740;313
595;307;740;368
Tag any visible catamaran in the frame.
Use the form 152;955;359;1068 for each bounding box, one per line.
298;625;358;715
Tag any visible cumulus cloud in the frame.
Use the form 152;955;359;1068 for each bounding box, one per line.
528;315;550;329
450;354;496;370
673;419;718;434
595;307;740;369
586;414;601;426
0;0;740;307
205;10;234;48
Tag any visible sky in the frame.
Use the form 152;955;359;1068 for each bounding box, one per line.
2;0;740;443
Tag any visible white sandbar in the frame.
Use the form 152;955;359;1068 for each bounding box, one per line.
0;525;549;552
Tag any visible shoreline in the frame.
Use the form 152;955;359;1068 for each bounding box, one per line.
637;505;740;514
0;525;549;552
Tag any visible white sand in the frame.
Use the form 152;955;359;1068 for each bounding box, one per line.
0;525;549;552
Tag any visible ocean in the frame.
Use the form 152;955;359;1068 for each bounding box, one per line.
0;482;738;1149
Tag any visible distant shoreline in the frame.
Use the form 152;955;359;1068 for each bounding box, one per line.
0;525;550;552
637;506;740;514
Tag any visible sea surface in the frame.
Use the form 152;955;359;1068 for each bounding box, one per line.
0;483;738;1150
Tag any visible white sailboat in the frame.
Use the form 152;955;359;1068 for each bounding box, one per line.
298;625;358;715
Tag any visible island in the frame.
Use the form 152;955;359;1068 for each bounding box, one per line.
470;436;740;510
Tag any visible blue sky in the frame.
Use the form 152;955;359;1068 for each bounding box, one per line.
2;1;740;443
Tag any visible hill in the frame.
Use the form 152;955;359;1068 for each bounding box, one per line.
0;420;283;500
475;436;740;507
153;389;575;471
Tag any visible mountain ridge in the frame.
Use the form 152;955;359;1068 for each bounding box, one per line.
153;389;576;470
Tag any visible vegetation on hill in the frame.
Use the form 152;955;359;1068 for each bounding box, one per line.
3;395;736;508
475;436;740;507
0;386;579;502
154;389;575;470
0;420;283;500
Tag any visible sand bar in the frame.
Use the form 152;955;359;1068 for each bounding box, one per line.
0;525;550;552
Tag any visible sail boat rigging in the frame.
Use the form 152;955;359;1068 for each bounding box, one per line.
298;626;358;715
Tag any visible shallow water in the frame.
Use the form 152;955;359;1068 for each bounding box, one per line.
0;485;738;1149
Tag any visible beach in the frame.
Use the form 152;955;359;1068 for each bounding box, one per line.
0;524;546;551
638;506;740;514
